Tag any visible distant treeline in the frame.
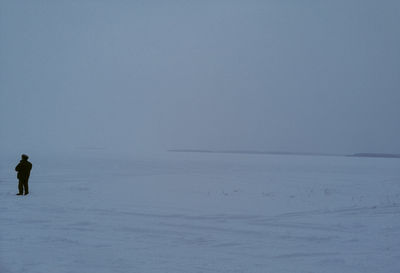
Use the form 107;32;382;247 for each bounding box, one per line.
169;149;400;159
348;153;400;159
168;149;339;157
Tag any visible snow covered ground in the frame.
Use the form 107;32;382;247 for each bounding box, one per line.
1;152;400;273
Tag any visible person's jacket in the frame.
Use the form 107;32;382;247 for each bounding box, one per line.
15;160;32;180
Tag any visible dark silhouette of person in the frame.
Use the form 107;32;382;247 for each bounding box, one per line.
15;154;32;195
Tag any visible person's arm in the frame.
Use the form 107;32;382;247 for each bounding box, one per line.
15;164;20;172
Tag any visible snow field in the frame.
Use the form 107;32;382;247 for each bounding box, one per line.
1;153;400;273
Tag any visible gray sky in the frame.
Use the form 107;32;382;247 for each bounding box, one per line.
1;0;399;156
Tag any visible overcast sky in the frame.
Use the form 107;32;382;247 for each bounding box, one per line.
1;0;399;156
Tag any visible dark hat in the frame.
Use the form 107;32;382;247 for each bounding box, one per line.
21;154;29;160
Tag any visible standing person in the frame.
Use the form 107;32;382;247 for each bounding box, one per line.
15;154;32;196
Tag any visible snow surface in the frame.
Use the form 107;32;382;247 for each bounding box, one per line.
1;152;400;273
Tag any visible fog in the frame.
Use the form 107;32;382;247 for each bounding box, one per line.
1;0;399;157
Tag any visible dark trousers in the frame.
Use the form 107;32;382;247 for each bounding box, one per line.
18;179;29;194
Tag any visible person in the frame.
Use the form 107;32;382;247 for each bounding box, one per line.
15;154;33;196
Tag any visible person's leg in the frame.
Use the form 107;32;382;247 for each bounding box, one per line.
24;180;29;195
17;180;23;195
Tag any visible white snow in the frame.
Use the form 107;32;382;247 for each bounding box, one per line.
1;152;400;273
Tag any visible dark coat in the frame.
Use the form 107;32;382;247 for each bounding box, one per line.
15;160;32;181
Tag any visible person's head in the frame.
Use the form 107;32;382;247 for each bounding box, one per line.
21;154;29;160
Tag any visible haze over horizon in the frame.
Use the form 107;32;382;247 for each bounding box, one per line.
1;1;399;157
